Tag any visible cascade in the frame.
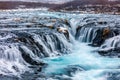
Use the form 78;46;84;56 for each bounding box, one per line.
76;27;98;43
0;28;72;76
0;44;29;76
69;18;81;36
101;35;120;48
0;10;120;80
98;35;120;56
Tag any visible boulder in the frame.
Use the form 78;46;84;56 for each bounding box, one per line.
57;27;68;33
63;65;85;76
92;27;114;46
57;27;69;40
98;35;120;57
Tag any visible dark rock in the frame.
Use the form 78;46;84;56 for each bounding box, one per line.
98;47;120;57
63;65;85;76
107;72;120;80
12;66;19;72
92;27;115;46
0;75;19;80
75;26;115;46
75;26;82;39
98;35;120;57
97;21;107;25
19;46;46;66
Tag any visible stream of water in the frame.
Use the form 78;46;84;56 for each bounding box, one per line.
0;10;120;80
43;41;120;80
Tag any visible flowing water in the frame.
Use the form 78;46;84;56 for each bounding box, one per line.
0;9;120;80
43;41;120;80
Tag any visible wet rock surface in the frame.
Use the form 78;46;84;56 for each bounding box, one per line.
63;65;85;76
0;10;120;80
107;72;120;80
98;35;120;57
75;16;120;46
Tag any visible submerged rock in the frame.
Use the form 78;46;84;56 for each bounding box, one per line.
63;65;85;76
107;72;120;80
52;75;72;80
0;75;19;80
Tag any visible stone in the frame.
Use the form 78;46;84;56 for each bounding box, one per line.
92;27;114;46
57;27;70;40
63;65;85;76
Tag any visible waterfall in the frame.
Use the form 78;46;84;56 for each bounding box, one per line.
76;27;98;43
0;9;120;80
69;18;80;36
0;28;72;76
0;44;29;76
76;26;115;47
22;29;71;55
100;35;120;50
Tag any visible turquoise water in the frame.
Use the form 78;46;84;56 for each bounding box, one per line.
43;41;120;80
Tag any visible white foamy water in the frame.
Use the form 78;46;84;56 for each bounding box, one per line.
0;9;120;79
43;41;120;80
71;69;120;80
